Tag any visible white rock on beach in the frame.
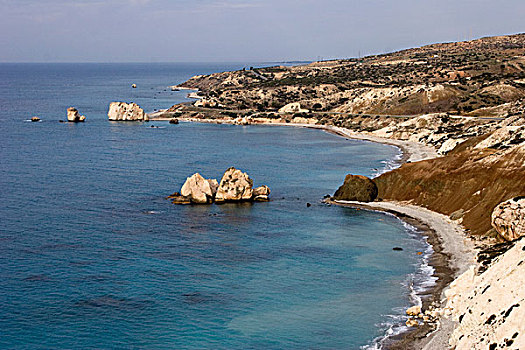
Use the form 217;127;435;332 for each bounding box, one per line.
107;102;148;121
491;197;525;241
215;167;254;203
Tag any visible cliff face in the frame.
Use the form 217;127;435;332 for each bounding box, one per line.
374;119;525;236
443;238;525;349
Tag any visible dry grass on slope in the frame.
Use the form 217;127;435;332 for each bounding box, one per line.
374;141;525;236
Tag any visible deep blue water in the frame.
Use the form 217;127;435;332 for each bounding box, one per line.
0;63;430;349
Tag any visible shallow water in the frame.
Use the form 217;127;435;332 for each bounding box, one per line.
0;63;430;349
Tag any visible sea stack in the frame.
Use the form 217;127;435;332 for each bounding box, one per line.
107;102;148;121
67;107;86;122
215;167;254;203
168;168;270;205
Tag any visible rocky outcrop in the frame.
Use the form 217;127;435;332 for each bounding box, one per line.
474;121;525;150
107;102;148;121
253;185;271;202
372;113;493;150
179;173;218;204
169;168;270;204
67;107;86;122
438;138;466;155
278;102;309;114
442;238;525;349
333;175;378;202
491;197;525;241
215;168;254;203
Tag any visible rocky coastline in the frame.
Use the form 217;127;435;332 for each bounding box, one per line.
152;34;524;349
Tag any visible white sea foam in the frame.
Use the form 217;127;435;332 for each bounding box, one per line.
361;219;437;350
371;148;402;177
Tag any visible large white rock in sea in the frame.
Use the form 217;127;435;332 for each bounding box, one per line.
67;107;86;122
491;197;525;241
215;167;254;203
180;173;218;204
107;102;148;121
168;168;270;205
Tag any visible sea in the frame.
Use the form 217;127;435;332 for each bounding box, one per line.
0;63;434;349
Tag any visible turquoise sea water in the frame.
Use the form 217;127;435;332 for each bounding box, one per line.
0;63;431;349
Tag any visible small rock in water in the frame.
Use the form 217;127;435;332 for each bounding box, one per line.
131;84;137;88
31;116;41;122
169;118;179;124
67;107;86;122
306;203;311;207
393;247;403;251
59;120;65;123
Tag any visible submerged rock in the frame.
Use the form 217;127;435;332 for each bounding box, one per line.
67;107;86;122
491;197;525;241
166;192;192;205
108;102;148;121
333;174;378;202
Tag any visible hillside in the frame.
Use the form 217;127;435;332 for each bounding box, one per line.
177;34;525;117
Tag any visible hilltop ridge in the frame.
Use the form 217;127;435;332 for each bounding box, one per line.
177;33;525;117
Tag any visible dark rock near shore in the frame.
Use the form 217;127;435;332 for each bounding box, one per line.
333;174;378;202
169;118;179;124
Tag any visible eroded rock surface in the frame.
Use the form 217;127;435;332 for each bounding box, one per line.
108;102;148;121
253;185;271;202
491;197;525;241
333;174;378;202
442;238;525;349
179;173;217;204
215;167;254;203
67;107;86;122
169;168;270;204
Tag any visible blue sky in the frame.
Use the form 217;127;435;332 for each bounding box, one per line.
1;0;524;62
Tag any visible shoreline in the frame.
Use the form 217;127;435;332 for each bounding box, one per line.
149;116;438;163
150;114;474;349
328;200;476;349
